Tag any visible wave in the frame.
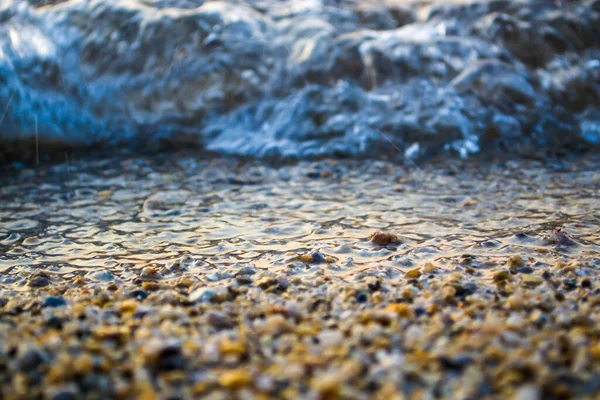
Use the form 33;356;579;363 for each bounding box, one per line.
1;0;599;159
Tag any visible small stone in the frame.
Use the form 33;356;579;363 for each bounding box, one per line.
118;299;139;314
423;263;436;273
142;339;184;372
549;228;576;246
462;198;478;207
582;279;592;289
219;369;253;389
206;273;221;282
73;354;94;376
18;349;46;371
219;340;247;356
406;268;421;279
309;250;326;264
439;355;473;370
442;286;457;302
563;278;578;291
508;255;524;268
235;266;256;276
516;266;534;274
142;281;160;291
206;311;235;330
189;286;228;303
355;291;369;303
312;372;342;396
129;290;148;300
493;271;510;283
28;276;49;287
140;266;161;280
44;316;64;330
366;277;381;291
256;276;277;289
42;297;67;308
522;275;543;287
386;304;414;319
369;231;400;246
52;391;78;400
276;276;290;291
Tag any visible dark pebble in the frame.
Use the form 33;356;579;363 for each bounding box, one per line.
516;266;534;274
130;290;148;300
52;392;78;400
534;314;548;327
582;279;592;289
542;270;552;279
133;310;149;319
439;355;472;370
44;316;64;330
206;311;235;330
367;279;381;291
455;282;477;296
355;291;369;303
42;297;67;308
156;345;185;372
563;279;578;291
18;349;45;371
28;276;49;287
310;250;326;264
236;275;253;285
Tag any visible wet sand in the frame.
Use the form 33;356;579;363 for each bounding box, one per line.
1;154;599;399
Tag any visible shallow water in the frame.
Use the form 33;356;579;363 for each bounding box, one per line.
1;155;599;285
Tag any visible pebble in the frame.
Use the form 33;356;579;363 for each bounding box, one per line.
28;276;50;287
189;286;228;303
205;311;235;330
549;228;576;246
42;297;67;308
369;231;400;246
493;270;510;283
406;268;421;279
219;369;252;389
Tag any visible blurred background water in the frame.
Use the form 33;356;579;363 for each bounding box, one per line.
0;0;599;161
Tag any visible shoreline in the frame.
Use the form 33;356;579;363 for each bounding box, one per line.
1;154;599;398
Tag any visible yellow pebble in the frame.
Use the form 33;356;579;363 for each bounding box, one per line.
119;299;139;314
521;275;543;287
508;255;524;268
299;255;313;263
590;344;600;361
386;304;414;319
406;268;421;279
73;353;94;375
219;340;247;355
219;369;253;389
493;271;510;283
